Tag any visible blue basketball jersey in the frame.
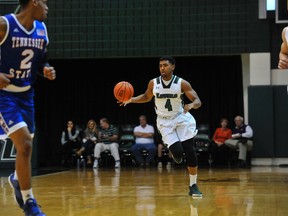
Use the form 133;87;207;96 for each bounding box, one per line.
0;14;49;138
0;13;48;87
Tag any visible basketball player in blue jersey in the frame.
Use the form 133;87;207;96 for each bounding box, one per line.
0;0;55;215
121;55;203;198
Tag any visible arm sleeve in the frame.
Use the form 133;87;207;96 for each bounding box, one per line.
241;125;253;138
212;128;218;141
68;130;79;140
61;132;66;145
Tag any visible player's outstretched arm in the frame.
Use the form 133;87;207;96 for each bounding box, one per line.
120;79;154;106
181;80;201;113
278;27;288;69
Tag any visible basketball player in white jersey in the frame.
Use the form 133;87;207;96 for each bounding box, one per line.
278;26;288;69
121;55;202;198
0;1;55;215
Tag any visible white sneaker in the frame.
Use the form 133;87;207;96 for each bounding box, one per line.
157;162;163;168
93;159;98;169
166;162;171;169
115;160;121;168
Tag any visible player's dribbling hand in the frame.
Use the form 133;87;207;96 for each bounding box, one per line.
43;66;56;80
183;103;193;113
0;73;13;89
118;98;132;106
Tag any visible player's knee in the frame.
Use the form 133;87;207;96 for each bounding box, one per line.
186;155;198;167
182;138;195;149
18;139;33;157
182;138;198;167
169;141;184;160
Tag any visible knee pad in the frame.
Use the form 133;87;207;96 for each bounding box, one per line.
182;138;198;167
169;141;184;163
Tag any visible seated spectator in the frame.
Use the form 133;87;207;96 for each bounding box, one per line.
155;131;172;168
211;118;232;166
130;115;157;167
76;119;99;166
157;143;172;169
225;115;253;168
93;118;121;168
61;120;81;167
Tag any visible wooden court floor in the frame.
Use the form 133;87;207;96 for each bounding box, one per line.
1;165;288;216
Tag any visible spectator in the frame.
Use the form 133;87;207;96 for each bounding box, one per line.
225;115;253;168
211;118;232;166
156;131;172;169
131;115;157;167
93;118;121;168
76;119;99;166
61;120;81;167
157;143;172;169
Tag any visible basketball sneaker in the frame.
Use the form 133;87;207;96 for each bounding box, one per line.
23;198;46;216
8;173;24;209
166;162;172;169
115;160;121;168
93;159;98;169
188;184;203;199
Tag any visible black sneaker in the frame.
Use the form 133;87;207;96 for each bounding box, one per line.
23;198;46;216
8;173;24;209
188;184;203;199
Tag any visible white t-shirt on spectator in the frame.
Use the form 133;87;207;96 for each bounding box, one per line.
134;124;155;144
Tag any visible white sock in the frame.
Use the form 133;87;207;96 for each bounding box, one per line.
21;189;34;204
190;204;198;216
13;171;18;180
189;174;197;186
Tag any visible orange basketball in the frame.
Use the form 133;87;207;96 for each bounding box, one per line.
113;81;134;102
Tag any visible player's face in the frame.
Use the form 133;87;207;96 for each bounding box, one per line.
34;0;49;21
159;60;175;79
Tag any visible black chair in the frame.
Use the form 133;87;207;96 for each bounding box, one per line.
119;124;136;166
193;124;212;167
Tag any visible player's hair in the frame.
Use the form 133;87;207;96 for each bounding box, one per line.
159;55;176;66
19;0;30;7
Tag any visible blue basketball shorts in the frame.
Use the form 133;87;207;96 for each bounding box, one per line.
0;89;35;139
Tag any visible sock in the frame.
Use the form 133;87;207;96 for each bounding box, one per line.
189;174;197;186
190;204;198;216
21;189;34;204
13;171;18;180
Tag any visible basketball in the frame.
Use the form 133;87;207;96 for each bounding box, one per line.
113;81;134;102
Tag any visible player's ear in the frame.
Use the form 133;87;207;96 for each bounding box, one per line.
32;0;38;6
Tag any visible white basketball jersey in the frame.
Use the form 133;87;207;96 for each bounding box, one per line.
153;75;184;117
